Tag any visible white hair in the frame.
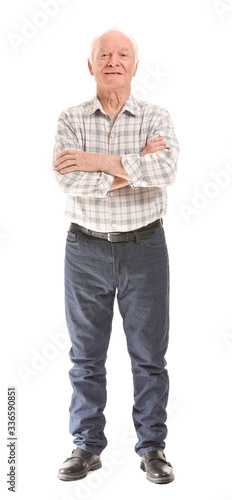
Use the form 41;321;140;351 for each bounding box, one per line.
89;28;139;64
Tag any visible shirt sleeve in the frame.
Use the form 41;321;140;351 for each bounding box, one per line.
53;111;114;198
121;108;180;189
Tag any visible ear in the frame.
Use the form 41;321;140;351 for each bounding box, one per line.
88;58;94;76
133;61;139;78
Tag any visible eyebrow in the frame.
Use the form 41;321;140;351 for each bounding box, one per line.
98;47;130;53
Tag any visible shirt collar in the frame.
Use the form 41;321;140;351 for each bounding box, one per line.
86;93;140;117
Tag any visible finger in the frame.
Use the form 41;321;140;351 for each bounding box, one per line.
55;166;78;174
150;137;163;142
54;154;76;167
55;153;76;164
145;140;166;150
141;141;165;153
56;149;77;159
58;167;74;175
146;142;166;151
140;144;165;156
149;146;166;153
151;141;167;148
53;160;77;172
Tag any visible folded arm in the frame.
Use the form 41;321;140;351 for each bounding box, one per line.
53;140;168;193
121;108;180;188
53;108;179;197
52;111;115;198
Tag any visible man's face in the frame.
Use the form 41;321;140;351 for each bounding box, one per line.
88;32;138;92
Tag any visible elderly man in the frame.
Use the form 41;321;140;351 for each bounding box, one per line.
53;29;179;485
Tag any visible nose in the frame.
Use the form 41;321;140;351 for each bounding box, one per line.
108;53;120;67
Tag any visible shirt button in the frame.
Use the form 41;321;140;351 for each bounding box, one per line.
111;134;115;138
112;222;117;228
110;192;114;197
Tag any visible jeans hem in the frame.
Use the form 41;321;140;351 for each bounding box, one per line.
73;443;103;457
136;445;165;457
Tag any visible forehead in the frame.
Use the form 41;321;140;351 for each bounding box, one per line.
94;32;134;54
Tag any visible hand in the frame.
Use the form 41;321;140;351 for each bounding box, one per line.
53;149;128;180
53;149;86;174
139;137;167;157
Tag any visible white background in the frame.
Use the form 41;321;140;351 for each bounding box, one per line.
1;0;232;499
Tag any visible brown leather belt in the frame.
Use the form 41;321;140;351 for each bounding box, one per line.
70;219;162;243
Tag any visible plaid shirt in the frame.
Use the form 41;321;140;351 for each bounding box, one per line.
53;93;179;232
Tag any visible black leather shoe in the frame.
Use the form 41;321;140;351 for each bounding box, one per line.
140;450;174;484
57;447;102;481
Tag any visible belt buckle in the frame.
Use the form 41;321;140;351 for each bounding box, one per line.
107;232;120;242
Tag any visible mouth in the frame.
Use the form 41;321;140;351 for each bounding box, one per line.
104;72;122;75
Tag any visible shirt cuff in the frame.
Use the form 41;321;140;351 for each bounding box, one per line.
97;172;115;197
121;154;141;189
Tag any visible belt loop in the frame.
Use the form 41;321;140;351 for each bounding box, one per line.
82;229;92;242
133;230;141;245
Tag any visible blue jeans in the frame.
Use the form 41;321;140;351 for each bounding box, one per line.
65;223;170;457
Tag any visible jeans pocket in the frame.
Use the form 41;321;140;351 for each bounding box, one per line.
66;230;86;245
141;226;167;248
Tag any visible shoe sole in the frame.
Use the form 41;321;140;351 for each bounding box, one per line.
140;462;175;484
57;461;102;481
